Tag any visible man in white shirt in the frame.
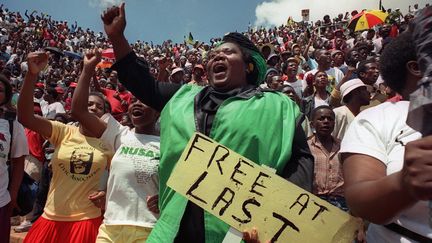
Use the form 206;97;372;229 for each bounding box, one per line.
341;28;432;243
302;49;344;95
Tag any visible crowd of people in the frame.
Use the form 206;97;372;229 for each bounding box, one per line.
0;1;431;243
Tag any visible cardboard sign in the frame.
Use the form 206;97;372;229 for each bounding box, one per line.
167;133;361;242
302;9;310;22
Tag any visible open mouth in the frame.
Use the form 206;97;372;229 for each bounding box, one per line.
131;107;144;117
213;63;227;76
320;126;331;131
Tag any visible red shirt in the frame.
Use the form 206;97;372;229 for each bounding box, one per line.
102;88;132;120
25;128;45;163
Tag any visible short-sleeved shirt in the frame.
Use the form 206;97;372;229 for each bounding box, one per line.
340;101;431;242
308;135;343;197
0;119;29;207
332;105;355;141
100;114;160;227
43;121;113;221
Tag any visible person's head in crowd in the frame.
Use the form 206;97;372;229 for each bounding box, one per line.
117;82;126;92
292;44;301;56
345;48;360;67
120;113;133;129
43;87;60;104
1;68;12;80
260;44;272;60
63;75;73;87
88;91;111;118
128;99;158;133
334;37;345;50
65;82;77;98
105;82;116;90
314;70;329;91
34;86;44;100
33;101;43;116
340;78;370;106
334;29;344;39
331;50;345;67
267;75;284;90
188;53;197;65
183;73;192;83
403;14;414;26
325;29;335;41
55;86;64;97
0;74;13;106
310;105;335;136
192;64;205;80
356;43;370;61
0;45;6;53
266;53;279;68
323;15;331;24
315;49;332;70
380;24;391;38
380;30;422;99
170;67;184;84
282;57;299;81
108;70;118;84
280;51;292;62
98;78;108;88
179;56;187;67
201;57;209;69
366;29;376;41
205;32;267;90
280;85;300;105
358;59;379;85
265;68;279;85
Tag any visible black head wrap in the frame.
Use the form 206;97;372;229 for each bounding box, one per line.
221;32;267;85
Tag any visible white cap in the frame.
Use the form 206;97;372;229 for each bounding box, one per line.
340;78;366;99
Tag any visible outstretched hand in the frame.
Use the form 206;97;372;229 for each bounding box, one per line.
27;52;48;75
83;48;102;71
101;2;126;40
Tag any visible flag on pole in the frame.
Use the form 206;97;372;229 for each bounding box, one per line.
286;16;295;26
379;0;386;12
185;32;195;45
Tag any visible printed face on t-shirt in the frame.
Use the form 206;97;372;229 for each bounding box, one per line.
69;150;94;175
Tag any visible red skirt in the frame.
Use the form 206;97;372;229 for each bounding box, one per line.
24;216;102;243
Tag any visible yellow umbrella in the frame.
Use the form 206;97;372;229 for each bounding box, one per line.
348;10;388;32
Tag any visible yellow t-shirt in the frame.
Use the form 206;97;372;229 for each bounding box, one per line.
43;121;113;221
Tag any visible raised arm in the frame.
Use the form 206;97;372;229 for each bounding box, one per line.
329;67;355;107
91;72;103;93
101;3;181;112
101;3;131;61
71;49;107;138
17;52;52;138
